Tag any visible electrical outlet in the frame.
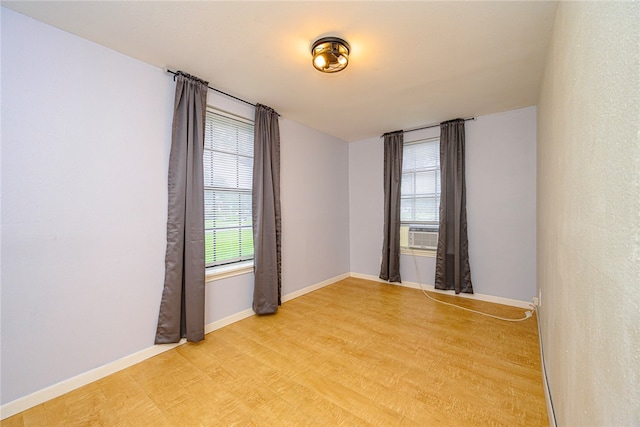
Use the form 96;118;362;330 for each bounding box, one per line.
532;296;539;306
538;289;542;307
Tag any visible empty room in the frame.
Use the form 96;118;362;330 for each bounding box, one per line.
1;1;638;426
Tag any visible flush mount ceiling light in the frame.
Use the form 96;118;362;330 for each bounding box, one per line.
311;36;350;73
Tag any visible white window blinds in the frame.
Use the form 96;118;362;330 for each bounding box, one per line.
401;138;440;224
203;110;254;267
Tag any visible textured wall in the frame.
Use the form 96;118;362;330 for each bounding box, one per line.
537;2;640;425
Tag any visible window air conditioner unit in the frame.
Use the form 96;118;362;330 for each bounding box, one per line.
408;226;439;250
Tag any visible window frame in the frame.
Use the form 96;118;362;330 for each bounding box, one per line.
203;108;255;276
400;136;441;253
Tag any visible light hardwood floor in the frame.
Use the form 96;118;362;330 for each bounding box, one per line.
2;277;548;426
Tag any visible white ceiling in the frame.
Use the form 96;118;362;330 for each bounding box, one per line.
3;1;557;142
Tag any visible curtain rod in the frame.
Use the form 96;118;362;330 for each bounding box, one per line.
166;69;256;108
380;117;476;138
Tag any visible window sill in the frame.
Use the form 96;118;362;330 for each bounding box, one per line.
400;247;437;258
205;261;254;283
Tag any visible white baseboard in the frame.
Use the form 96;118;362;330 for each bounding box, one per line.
204;308;255;335
349;272;532;309
282;272;350;303
0;272;348;420
0;339;185;420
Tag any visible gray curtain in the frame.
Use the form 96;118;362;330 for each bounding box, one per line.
155;72;208;343
380;131;404;283
435;119;473;294
252;104;282;314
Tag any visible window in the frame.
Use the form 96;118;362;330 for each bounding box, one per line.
400;138;440;249
203;109;254;268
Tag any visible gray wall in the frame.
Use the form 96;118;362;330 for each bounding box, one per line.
0;8;350;406
349;107;537;302
537;2;639;425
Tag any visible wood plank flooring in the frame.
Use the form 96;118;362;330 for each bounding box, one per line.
2;277;548;426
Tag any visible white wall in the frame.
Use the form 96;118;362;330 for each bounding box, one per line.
537;2;639;425
466;107;537;301
1;8;350;407
348;134;385;277
1;7;173;405
280;119;350;294
349;107;537;302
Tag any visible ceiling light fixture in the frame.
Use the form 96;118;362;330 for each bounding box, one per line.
311;36;350;73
